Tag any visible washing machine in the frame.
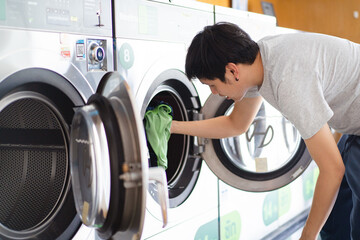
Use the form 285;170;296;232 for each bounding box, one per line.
189;6;316;239
113;0;220;239
0;1;168;240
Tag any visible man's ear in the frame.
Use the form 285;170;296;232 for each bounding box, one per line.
225;63;239;80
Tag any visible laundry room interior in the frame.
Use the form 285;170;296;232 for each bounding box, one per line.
0;0;358;239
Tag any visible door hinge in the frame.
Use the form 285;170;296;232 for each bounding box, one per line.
192;141;204;155
119;163;143;188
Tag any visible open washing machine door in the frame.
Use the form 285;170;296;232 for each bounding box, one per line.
69;72;168;240
200;94;312;192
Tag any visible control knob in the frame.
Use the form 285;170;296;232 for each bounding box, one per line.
89;42;105;63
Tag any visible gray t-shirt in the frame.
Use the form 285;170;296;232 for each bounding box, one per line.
257;32;360;139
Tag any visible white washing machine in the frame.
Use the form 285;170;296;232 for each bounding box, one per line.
189;6;316;239
113;0;221;239
0;1;168;240
0;0;109;238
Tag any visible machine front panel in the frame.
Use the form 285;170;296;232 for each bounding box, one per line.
0;0;112;36
114;0;213;45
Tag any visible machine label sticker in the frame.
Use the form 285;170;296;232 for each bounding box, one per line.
255;157;268;172
262;185;291;226
194;211;241;240
0;0;5;21
119;43;134;70
194;218;219;240
61;46;71;59
60;33;71;59
220;211;241;240
76;39;85;61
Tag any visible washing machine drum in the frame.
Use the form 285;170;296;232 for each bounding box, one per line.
70;72;167;240
0;98;72;234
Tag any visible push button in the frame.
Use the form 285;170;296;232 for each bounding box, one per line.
89;42;105;63
95;47;104;62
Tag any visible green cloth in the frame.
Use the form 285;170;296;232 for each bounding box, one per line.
144;104;173;169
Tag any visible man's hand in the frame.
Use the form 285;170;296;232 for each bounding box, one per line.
300;124;345;239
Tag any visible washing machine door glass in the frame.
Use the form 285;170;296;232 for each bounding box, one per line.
70;72;149;239
201;94;312;192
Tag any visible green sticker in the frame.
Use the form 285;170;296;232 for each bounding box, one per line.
303;167;319;201
194;211;241;240
263;186;292;226
194;218;218;240
0;0;6;21
263;191;279;226
220;211;241;240
119;43;134;70
278;186;291;216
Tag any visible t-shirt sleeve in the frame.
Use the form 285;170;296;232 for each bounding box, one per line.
277;73;333;139
244;86;260;98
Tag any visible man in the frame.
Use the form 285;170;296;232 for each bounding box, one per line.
170;22;360;239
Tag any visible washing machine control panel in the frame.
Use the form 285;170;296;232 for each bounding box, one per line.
0;0;112;36
87;39;107;72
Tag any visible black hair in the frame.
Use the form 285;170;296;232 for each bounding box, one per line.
185;22;259;82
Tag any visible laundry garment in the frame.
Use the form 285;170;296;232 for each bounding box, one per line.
144;103;173;169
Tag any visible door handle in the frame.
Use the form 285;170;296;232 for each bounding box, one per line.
148;167;169;227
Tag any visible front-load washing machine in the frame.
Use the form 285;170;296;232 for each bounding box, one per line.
0;1;168;240
113;0;220;239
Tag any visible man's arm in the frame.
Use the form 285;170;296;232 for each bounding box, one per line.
300;124;345;240
170;95;263;139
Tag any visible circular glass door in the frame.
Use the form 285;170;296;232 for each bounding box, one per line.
70;72;149;239
201;94;312;192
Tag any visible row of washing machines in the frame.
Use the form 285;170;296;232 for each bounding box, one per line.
0;0;318;239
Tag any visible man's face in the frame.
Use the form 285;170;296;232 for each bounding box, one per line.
199;76;248;102
199;61;261;101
